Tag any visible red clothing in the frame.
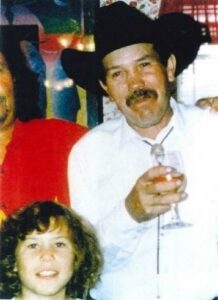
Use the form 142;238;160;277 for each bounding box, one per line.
0;118;87;218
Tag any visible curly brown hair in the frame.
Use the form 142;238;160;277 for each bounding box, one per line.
0;201;103;299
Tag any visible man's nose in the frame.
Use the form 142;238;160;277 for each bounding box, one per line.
127;70;144;90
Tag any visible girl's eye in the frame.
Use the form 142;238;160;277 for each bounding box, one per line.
27;243;38;249
55;242;66;248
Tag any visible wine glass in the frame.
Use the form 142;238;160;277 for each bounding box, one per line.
151;146;192;229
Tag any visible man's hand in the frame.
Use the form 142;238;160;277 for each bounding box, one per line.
196;97;218;112
125;165;187;222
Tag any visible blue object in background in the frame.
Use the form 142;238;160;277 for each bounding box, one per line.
87;91;102;128
51;57;80;122
20;40;47;118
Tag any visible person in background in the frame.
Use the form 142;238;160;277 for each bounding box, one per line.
62;2;218;299
0;200;103;300
0;26;87;224
196;96;218;112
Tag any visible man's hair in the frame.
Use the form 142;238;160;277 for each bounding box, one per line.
0;39;43;121
0;201;103;299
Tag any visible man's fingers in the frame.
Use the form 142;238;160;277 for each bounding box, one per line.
139;192;187;220
141;191;187;207
145;204;170;217
142;165;174;181
141;174;184;195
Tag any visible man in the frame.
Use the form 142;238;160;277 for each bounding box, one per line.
0;26;87;223
62;2;218;300
196;96;218;112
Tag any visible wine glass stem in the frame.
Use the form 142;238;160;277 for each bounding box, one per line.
171;204;180;221
157;215;161;299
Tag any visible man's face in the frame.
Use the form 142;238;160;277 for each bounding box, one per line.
0;52;15;129
100;43;176;135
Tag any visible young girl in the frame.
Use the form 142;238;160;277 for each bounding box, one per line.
0;201;103;300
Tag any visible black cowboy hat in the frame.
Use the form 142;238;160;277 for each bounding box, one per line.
61;1;211;95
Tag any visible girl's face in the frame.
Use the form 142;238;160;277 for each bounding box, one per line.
15;218;75;300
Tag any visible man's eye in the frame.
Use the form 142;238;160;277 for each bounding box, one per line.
111;71;122;78
140;61;150;68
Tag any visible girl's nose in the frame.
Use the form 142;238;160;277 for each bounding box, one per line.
40;246;55;261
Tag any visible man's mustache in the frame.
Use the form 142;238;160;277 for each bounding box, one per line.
126;89;157;107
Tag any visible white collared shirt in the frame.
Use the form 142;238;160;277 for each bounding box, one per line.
69;98;218;300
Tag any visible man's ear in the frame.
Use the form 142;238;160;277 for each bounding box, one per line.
166;54;176;82
99;80;110;97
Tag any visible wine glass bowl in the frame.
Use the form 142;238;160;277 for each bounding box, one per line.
152;150;192;229
152;173;184;185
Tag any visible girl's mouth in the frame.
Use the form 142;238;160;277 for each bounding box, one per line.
36;270;58;278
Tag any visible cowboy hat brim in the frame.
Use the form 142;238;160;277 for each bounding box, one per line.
61;48;105;95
